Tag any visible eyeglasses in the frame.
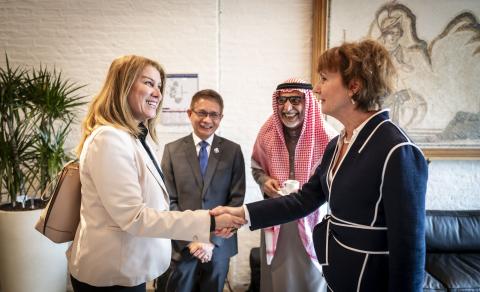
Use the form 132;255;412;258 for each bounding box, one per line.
277;95;304;106
191;109;223;120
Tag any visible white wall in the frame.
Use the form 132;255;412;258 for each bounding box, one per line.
0;0;220;154
0;0;314;204
427;160;480;210
1;0;479;288
219;0;313;202
0;0;312;288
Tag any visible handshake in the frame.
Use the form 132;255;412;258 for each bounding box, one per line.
189;206;247;263
211;206;247;238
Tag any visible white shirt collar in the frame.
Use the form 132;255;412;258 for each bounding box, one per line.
192;132;214;146
340;109;389;144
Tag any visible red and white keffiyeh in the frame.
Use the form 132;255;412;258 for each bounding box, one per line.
252;77;335;265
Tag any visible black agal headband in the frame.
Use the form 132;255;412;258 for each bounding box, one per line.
276;82;313;90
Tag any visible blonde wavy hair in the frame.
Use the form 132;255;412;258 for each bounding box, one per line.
317;39;397;112
76;55;165;156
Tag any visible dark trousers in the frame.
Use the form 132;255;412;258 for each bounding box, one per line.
160;252;230;292
71;275;146;292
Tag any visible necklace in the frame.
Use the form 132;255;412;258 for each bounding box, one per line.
343;136;351;144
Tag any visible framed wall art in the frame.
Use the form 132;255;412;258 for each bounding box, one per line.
160;73;198;126
313;0;480;159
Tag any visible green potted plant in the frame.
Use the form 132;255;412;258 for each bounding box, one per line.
0;59;37;210
0;55;86;292
26;64;86;201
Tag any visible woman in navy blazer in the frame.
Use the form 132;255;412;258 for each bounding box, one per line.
213;40;428;291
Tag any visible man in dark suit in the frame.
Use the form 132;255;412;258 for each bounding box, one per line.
160;89;246;292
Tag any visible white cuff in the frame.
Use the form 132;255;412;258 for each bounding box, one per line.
243;205;252;227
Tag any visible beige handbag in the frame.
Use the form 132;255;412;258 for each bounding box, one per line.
34;160;81;243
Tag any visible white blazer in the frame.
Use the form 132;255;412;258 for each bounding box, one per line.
67;126;211;287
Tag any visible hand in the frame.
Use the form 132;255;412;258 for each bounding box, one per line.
188;242;214;263
214;227;237;238
210;206;246;238
212;207;246;229
210;206;245;220
262;178;281;198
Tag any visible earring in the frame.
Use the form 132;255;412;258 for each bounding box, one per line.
348;90;357;105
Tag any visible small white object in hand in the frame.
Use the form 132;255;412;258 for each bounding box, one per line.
282;179;300;195
274;180;300;196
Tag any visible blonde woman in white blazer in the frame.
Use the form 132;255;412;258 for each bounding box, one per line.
68;55;245;292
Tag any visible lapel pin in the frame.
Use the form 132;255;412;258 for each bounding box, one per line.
214;147;219;154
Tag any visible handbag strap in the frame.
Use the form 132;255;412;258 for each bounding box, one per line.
40;160;77;201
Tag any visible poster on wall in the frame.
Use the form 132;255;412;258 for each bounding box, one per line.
321;0;480;153
160;74;198;125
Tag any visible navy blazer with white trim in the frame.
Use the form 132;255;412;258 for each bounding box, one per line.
247;110;428;292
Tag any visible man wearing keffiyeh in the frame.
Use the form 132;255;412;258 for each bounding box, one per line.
251;77;336;292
